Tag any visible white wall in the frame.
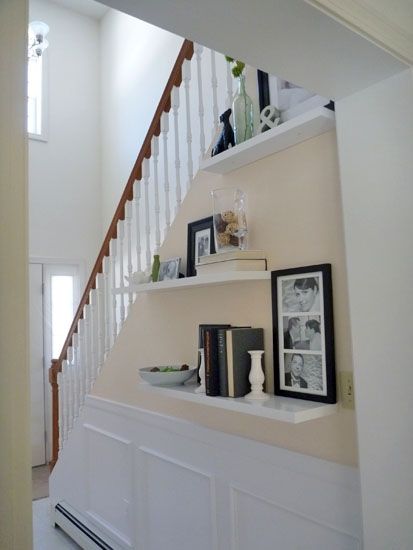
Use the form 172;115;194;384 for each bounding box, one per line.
336;68;413;549
29;0;102;276
100;11;183;230
0;0;33;547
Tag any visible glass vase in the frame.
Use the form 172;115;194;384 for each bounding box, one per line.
212;188;248;252
232;74;254;144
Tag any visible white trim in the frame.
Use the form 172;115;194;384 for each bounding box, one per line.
305;0;413;64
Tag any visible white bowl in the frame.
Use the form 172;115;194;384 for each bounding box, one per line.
139;365;197;386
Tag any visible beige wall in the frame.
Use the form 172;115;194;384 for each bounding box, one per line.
0;0;33;548
93;130;358;467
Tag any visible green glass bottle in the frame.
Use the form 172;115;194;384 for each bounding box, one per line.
232;74;254;144
151;254;160;282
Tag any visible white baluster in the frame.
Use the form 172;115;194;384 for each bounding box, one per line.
226;60;233;109
195;44;206;161
83;304;91;395
118;219;126;327
90;288;98;387
103;256;111;357
142;158;152;271
109;239;118;344
61;360;69;441
125;201;134;313
160;112;171;238
171;86;181;214
67;346;74;431
133;180;142;273
210;49;219;136
183;59;194;191
96;272;105;373
72;332;80;419
57;371;63;451
78;319;86;406
152;136;161;253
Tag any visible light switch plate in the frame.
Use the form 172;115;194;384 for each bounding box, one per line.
340;371;355;409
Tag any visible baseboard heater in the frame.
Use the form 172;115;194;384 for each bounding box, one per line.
55;503;114;550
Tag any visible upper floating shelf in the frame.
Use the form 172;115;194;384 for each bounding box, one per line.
200;106;335;175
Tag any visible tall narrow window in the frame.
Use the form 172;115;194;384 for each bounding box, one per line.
28;55;43;135
28;21;49;139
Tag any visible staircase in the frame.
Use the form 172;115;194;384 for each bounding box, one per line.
49;39;234;469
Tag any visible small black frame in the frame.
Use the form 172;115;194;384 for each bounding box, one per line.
271;264;336;403
186;216;216;277
257;69;335;114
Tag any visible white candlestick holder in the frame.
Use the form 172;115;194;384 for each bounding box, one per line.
195;348;206;394
245;350;269;400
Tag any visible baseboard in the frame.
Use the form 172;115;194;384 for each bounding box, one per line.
54;502;116;550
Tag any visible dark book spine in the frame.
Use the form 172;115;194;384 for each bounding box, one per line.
204;329;220;396
229;328;264;397
218;329;229;397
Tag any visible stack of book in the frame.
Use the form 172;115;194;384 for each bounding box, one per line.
201;325;264;398
195;250;267;275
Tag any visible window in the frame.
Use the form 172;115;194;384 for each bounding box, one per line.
28;21;49;140
28;55;44;136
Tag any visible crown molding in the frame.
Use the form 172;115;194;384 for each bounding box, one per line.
305;0;413;65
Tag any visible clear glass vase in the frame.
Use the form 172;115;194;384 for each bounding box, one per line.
232;74;254;144
212;188;248;252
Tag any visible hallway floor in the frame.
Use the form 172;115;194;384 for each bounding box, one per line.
33;498;80;549
32;464;49;500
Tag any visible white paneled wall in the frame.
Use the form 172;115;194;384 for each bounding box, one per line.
50;396;362;550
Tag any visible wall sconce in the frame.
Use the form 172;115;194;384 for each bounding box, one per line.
28;21;49;58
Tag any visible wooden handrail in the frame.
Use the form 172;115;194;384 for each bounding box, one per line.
49;39;194;469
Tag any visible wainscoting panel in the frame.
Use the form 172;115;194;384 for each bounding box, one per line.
84;424;134;548
231;487;360;550
137;447;217;550
50;396;362;550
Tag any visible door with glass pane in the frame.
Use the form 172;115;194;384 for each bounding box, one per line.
29;263;80;464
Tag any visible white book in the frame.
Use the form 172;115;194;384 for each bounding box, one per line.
196;258;267;275
197;249;266;266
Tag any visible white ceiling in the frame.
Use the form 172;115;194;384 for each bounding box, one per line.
49;0;109;19
96;0;407;100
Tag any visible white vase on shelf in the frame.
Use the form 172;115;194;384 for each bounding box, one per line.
245;350;269;401
195;348;206;394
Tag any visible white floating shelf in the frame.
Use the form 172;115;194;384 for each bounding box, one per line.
114;271;271;294
139;382;337;424
200;106;335;174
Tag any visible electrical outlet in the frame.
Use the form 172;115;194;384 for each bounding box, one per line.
340;371;354;409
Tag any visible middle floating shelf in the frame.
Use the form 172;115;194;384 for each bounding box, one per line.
113;271;271;294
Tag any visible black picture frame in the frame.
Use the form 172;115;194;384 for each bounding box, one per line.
271;264;336;403
256;70;335;119
186;216;216;277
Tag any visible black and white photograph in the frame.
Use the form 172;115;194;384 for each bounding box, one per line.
271;264;336;403
284;353;323;391
195;228;211;265
158;257;181;281
283;315;322;351
186;216;215;277
282;276;321;313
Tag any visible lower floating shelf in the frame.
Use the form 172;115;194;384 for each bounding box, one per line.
139;382;337;424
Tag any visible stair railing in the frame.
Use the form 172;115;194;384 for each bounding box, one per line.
49;39;233;469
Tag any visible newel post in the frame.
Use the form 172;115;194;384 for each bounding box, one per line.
49;358;61;471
